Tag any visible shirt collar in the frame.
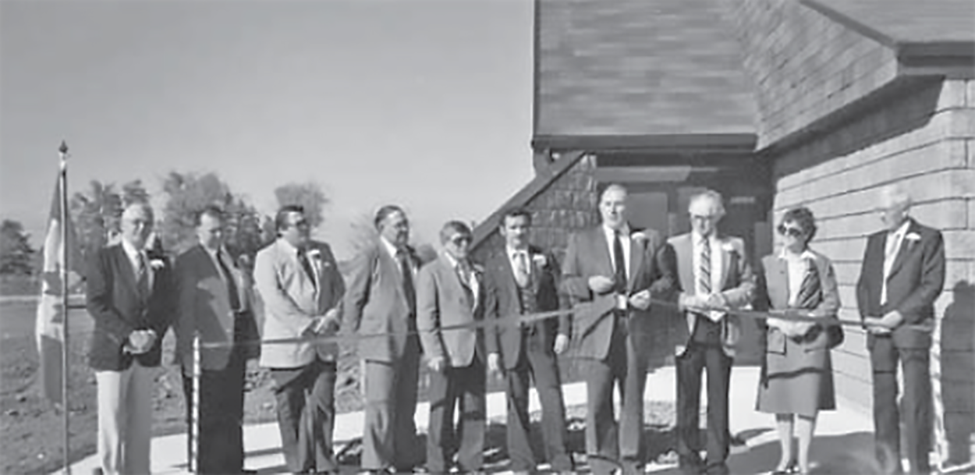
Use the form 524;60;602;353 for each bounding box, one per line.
506;245;529;259
380;236;400;259
891;219;911;238
121;238;144;261
278;238;301;256
603;223;630;239
692;231;714;246
778;247;816;261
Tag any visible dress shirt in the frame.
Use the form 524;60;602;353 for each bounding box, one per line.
601;224;631;281
506;245;531;279
381;236;416;277
121;238;153;290
444;252;479;311
691;231;723;321
881;219;910;305
278;238;317;288
779;248;817;307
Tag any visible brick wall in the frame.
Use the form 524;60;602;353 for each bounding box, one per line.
722;0;899;149
771;78;975;463
471;154;599;264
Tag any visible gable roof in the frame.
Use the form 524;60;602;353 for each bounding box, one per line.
534;0;758;141
803;0;975;45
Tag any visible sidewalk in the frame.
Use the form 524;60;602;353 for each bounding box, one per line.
63;367;874;474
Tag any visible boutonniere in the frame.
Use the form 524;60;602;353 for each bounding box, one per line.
631;231;648;246
149;258;166;270
905;232;921;242
721;241;736;253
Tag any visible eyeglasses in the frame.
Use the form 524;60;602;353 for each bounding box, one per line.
449;235;472;245
777;224;805;237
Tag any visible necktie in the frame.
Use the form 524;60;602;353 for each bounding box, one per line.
136;252;149;298
297;248;315;283
457;261;475;308
613;231;627;292
514;251;530;288
699;238;712;295
396;249;416;314
796;258;822;310
216;250;241;311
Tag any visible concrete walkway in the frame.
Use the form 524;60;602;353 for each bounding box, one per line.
63;367;875;474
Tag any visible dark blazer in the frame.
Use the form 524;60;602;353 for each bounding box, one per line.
668;233;755;357
417;254;486;368
856;218;945;349
342;242;421;362
86;244;174;371
483;246;567;370
561;226;677;360
173;245;260;371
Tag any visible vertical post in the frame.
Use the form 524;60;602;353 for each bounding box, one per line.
932;317;947;472
58;141;70;475
190;332;201;473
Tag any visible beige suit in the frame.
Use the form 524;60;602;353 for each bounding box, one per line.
416;254;485;367
255;239;344;368
253;238;345;473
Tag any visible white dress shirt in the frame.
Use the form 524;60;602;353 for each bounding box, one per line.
691;231;723;321
121;239;153;290
381;236;416;277
602;224;631;281
506;245;531;281
444;252;479;311
881;220;911;305
779;248;816;307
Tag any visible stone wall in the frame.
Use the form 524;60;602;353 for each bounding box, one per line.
771;78;975;464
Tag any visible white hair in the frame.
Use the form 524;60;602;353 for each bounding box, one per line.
688;189;725;216
879;184;912;210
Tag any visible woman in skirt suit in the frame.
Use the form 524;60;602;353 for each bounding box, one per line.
755;207;840;475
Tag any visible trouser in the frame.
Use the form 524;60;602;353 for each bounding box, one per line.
181;345;246;474
870;336;933;474
504;342;572;472
96;361;154;475
676;341;733;474
426;357;486;474
270;358;338;473
360;337;421;471
584;319;649;475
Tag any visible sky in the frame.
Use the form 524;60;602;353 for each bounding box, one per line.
0;0;534;260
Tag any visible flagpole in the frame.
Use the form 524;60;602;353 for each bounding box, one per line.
58;140;71;475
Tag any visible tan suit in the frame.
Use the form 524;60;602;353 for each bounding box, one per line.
416;253;487;473
253;238;345;473
173;245;259;474
668;232;754;473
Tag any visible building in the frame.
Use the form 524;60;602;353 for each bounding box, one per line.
470;0;975;466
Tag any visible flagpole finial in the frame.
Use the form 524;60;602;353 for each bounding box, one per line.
59;141;68;155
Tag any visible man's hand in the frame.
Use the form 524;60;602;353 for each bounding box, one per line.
487;353;503;378
706;292;728;310
427;356;446;373
864;316;893;335
125;329;156;354
315;308;341;334
679;293;707;311
588;275;616;294
879;310;904;329
553;333;570;355
628;289;651;310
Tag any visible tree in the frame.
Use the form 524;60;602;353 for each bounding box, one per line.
347;211;379;259
0;219;35;275
158;171;267;260
274;182;329;229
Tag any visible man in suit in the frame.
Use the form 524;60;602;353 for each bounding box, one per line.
417;221;487;474
173;206;260;474
857;185;945;475
254;205;346;474
483;207;573;474
86;202;174;475
343;205;422;473
561;184;677;475
669;190;755;475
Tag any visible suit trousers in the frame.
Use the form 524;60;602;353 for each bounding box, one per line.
361;337;421;471
96;360;153;475
181;346;246;474
270;358;338;473
505;338;573;472
870;336;933;474
676;340;733;473
584;318;649;475
426;357;486;474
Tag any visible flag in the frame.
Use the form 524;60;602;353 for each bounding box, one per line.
34;177;81;404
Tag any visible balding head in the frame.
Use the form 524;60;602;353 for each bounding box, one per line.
878;184;912;232
688;190;725;237
120;202;154;250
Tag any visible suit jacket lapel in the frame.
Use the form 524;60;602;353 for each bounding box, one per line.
113;246;140;299
627;232;645;293
887;219;918;280
592;228;615;277
717;236;731;291
673;235;694;295
499;251;521;300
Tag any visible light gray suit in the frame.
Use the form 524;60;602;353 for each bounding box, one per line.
253;238;345;473
416;253;487;473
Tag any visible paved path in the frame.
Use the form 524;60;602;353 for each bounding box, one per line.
63;367;875;474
